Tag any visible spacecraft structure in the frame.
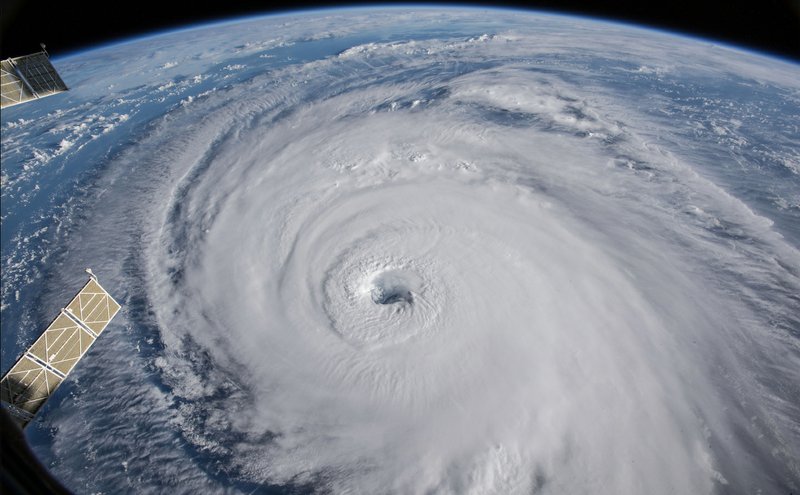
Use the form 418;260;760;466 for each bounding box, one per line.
0;270;121;428
1;46;68;108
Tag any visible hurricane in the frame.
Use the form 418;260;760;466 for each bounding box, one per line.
1;8;799;494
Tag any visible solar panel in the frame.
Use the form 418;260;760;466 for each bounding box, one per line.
1;272;121;428
1;51;68;108
65;278;121;335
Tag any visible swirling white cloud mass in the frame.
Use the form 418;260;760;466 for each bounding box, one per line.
1;8;799;495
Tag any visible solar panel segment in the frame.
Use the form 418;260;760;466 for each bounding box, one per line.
1;51;68;108
0;274;121;428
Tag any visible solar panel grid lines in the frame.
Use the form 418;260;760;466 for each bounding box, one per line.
0;275;121;428
65;278;121;336
15;53;68;94
1;59;35;106
0;51;68;108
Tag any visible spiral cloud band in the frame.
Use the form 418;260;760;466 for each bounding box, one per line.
1;8;799;495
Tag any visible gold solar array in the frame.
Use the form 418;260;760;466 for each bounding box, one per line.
1;51;68;108
1;273;121;427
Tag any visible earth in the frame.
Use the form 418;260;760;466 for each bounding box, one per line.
1;7;799;495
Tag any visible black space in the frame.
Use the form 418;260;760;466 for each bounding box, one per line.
1;0;799;61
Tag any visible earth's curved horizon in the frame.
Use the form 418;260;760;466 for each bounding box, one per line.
2;6;798;494
51;6;800;66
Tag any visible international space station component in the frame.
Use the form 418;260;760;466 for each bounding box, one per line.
0;270;121;428
1;45;68;108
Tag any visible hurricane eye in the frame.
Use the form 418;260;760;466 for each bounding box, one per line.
370;271;415;305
